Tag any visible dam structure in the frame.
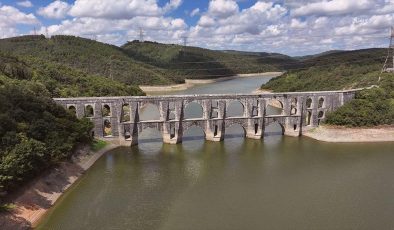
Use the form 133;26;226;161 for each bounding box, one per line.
54;90;357;146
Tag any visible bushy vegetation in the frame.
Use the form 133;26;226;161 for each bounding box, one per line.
0;81;93;195
0;51;144;97
0;35;183;85
261;48;394;127
325;75;394;127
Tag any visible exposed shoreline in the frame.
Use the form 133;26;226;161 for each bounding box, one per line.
0;143;119;229
140;72;283;94
303;125;394;143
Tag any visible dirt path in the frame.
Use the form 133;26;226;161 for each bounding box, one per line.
0;144;118;229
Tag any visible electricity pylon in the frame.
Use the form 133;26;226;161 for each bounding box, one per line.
379;27;394;82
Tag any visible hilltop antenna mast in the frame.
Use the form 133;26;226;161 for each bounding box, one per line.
33;27;37;35
139;27;144;42
379;26;394;82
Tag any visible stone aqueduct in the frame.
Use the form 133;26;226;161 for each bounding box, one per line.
54;90;357;146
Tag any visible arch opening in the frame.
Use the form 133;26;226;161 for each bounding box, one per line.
139;103;160;121
267;99;283;115
265;121;285;136
225;124;246;139
184;102;203;119
290;98;298;115
318;98;325;108
68;105;76;116
139;127;163;144
227;101;244;117
103;119;112;137
170;125;176;139
121;104;131;122
211;110;219;119
306;111;312;126
251;100;259;117
183;125;206;141
306;97;313;109
102;104;111;117
317;111;324;126
85;105;94;118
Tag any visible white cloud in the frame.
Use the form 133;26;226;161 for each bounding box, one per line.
313;17;329;29
292;0;376;17
0;5;38;27
17;1;33;8
208;0;239;18
335;14;394;36
0;5;39;38
198;15;216;27
290;18;307;29
163;0;183;12
190;8;200;17
38;1;71;19
69;0;163;19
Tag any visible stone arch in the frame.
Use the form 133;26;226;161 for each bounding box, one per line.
306;97;313;109
226;100;245;117
317;111;324;125
68;105;76;115
318;97;325;108
306;111;312;126
225;119;247;137
102;104;111;117
265;121;285;136
121;104;131;122
139;102;160;121
290;97;298;115
138;126;163;143
267;98;284;115
85;105;94;117
225;123;246;138
103;119;112;137
183;123;206;141
184;101;204;119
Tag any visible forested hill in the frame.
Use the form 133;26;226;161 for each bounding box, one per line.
262;48;387;92
121;40;292;79
0;35;291;89
0;35;183;86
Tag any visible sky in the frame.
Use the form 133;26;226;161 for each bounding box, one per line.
0;0;393;55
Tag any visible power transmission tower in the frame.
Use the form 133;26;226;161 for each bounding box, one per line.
181;36;188;57
379;26;394;82
139;27;144;42
33;27;37;35
181;36;188;47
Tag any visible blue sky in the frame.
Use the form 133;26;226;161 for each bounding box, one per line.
1;0;393;55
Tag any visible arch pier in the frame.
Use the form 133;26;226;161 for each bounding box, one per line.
54;90;357;146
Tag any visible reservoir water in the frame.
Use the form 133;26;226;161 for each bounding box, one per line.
37;75;394;230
